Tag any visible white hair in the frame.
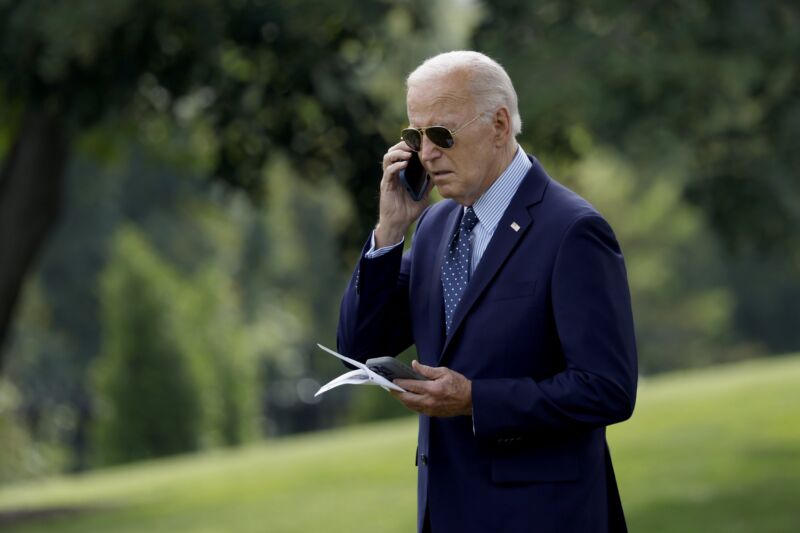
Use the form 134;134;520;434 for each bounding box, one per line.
407;50;522;136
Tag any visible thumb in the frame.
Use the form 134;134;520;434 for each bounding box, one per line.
412;360;447;379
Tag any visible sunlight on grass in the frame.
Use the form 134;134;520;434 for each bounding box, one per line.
611;355;800;532
2;355;799;532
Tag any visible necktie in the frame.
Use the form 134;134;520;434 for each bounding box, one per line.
442;206;479;334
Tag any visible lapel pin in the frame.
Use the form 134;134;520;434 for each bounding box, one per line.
510;222;520;232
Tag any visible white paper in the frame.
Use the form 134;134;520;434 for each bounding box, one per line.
314;344;406;397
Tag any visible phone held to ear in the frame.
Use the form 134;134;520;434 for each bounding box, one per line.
398;151;429;201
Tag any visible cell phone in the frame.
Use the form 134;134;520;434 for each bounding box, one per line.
398;151;430;201
366;356;429;381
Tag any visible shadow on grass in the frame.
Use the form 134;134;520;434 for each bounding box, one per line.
0;506;104;529
628;445;800;533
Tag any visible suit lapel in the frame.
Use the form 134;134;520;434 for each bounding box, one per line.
429;203;463;356
439;158;550;362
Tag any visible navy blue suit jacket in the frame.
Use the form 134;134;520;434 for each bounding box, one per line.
338;156;638;532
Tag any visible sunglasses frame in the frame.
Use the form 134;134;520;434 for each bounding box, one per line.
401;111;486;152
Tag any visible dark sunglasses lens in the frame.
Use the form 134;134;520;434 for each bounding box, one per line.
426;127;455;149
401;129;422;151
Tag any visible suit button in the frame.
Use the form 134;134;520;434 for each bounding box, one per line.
420;453;428;466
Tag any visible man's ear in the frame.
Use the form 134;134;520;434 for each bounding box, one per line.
493;106;512;147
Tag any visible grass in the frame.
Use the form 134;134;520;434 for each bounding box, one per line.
612;355;800;532
1;355;799;532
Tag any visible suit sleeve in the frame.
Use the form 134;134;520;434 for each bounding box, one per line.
471;215;638;439
336;217;426;362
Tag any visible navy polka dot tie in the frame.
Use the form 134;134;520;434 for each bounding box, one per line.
442;207;479;334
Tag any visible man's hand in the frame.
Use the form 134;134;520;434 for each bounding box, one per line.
391;361;472;417
375;141;432;248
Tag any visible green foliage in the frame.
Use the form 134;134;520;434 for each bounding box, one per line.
92;227;205;464
1;355;799;531
0;377;67;484
238;155;357;434
3;279;78;473
566;149;758;371
0;380;45;483
0;0;439;247
474;0;800;253
346;387;410;423
178;268;259;447
92;224;261;464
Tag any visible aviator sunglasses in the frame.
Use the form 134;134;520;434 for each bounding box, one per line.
401;112;485;151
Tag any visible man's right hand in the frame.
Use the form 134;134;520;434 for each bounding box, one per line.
375;141;432;248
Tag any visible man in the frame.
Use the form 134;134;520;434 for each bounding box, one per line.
337;51;638;532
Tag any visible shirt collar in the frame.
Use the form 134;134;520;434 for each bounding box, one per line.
470;147;531;234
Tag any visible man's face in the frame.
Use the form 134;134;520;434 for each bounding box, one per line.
406;72;499;206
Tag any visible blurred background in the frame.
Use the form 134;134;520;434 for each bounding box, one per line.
0;0;798;531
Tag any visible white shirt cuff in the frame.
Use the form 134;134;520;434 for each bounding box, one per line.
365;230;404;258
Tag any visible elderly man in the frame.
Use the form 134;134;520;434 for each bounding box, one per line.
337;50;638;532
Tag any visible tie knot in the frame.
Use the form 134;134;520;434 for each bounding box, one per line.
460;207;479;234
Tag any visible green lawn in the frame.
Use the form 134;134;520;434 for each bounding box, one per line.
1;355;799;532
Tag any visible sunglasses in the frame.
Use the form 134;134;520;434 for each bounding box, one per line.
401;112;485;152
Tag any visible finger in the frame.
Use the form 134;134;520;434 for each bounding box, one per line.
398;391;429;411
382;148;411;164
412;360;448;379
390;140;413;152
380;161;408;192
381;160;409;188
394;378;434;395
386;158;410;173
389;389;405;400
390;389;421;403
390;391;427;413
382;149;411;170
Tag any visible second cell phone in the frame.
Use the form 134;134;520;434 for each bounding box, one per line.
398;151;430;201
366;356;429;381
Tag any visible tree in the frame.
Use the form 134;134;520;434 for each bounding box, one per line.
0;379;41;482
92;227;204;464
0;0;433;369
567;149;750;372
93;224;260;463
473;0;800;254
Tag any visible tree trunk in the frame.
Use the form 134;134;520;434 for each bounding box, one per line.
0;108;68;372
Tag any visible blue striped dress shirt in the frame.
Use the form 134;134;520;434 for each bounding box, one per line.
464;147;531;274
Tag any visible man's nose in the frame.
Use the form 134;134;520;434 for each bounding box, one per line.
418;135;441;163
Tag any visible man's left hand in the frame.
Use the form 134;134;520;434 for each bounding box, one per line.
391;361;472;417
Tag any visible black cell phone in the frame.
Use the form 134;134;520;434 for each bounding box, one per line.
366;357;429;381
398;152;430;201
